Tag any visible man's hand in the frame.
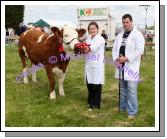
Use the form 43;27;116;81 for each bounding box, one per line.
117;54;128;64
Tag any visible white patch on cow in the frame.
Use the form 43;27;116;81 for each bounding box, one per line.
22;46;28;58
50;90;56;99
37;34;45;43
52;67;63;76
63;25;79;49
23;29;32;36
46;34;54;41
58;74;65;96
64;64;69;75
52;67;66;96
23;67;28;83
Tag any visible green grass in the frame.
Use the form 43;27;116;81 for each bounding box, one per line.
5;44;155;127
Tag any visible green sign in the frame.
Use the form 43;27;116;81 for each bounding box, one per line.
78;8;109;17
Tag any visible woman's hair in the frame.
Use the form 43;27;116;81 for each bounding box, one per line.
87;21;99;31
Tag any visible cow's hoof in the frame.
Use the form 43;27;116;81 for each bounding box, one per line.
50;94;56;99
50;96;56;99
23;78;28;84
60;94;65;97
50;91;56;99
23;81;29;84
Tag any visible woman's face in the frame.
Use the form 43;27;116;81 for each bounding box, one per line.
88;25;98;37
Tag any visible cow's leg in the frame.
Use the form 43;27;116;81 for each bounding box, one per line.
58;73;65;96
45;67;56;99
52;67;66;96
19;46;29;83
22;67;29;83
31;64;37;82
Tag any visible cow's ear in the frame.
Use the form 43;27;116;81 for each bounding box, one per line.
60;29;64;37
75;28;79;33
50;27;59;34
82;29;86;34
60;28;64;32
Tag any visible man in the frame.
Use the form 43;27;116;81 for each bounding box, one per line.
101;30;108;48
16;23;27;36
112;14;144;118
147;31;152;42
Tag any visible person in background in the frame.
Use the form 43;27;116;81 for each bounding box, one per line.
101;30;108;48
6;28;9;36
112;14;144;119
16;23;27;36
83;22;105;111
147;32;152;42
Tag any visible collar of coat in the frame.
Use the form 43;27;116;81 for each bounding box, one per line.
121;26;138;34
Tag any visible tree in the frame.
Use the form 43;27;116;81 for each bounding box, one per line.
5;5;24;30
147;26;154;30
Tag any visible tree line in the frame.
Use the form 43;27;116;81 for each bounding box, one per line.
5;5;24;30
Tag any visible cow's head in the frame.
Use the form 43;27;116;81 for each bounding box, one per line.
51;27;63;38
47;27;63;53
76;28;87;42
62;25;79;49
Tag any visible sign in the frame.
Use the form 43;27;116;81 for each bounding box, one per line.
78;8;109;17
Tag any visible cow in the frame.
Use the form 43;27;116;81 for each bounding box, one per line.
72;28;91;55
76;28;87;42
8;28;15;36
18;25;79;99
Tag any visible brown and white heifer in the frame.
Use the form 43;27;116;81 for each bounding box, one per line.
76;28;87;42
18;25;79;99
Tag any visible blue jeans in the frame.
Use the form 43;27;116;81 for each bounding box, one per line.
119;80;138;115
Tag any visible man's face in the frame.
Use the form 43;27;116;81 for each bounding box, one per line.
122;18;132;31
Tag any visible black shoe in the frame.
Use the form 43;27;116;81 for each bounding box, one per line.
90;105;93;109
93;105;100;109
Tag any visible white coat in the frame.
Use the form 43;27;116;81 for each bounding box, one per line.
112;26;145;81
84;34;105;84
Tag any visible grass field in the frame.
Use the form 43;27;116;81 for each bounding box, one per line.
5;44;155;127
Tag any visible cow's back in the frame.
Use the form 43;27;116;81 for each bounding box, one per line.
18;29;50;64
19;29;49;48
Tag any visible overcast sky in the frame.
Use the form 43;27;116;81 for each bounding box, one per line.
24;5;155;28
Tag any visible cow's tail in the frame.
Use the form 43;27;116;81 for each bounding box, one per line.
18;40;28;68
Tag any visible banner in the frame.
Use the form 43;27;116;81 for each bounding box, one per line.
78;8;109;17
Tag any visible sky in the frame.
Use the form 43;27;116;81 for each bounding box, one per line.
23;5;155;28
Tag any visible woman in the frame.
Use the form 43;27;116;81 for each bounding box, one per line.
83;22;105;111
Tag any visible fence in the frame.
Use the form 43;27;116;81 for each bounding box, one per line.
5;36;19;45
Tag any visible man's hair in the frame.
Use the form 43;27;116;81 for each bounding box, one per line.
122;14;133;21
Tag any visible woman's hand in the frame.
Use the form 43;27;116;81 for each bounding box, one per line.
74;43;91;54
83;46;90;54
